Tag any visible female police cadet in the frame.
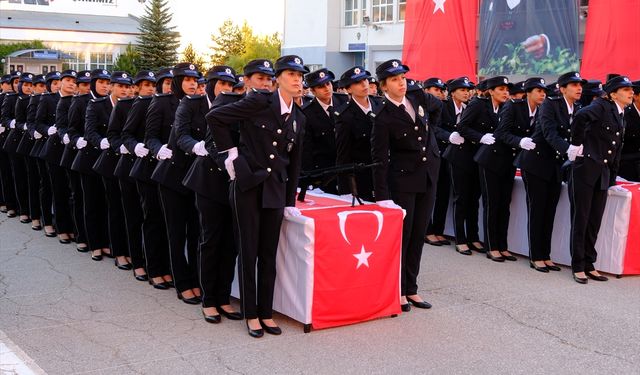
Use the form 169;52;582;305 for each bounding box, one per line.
458;76;512;262
208;55;306;338
568;76;634;284
619;81;640;182
371;59;442;312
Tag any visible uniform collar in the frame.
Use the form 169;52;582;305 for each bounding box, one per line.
318;97;333;113
563;96;574;115
634;103;640;117
278;89;293;115
206;94;213;109
528;102;537;117
385;93;408;108
614;101;624;116
354;96;372;114
454;100;466;115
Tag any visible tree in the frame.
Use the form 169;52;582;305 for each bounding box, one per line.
0;40;47;72
113;43;140;75
135;0;181;71
181;43;207;73
225;25;282;73
209;19;245;66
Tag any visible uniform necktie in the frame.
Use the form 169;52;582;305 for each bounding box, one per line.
529;115;535;127
569;113;573;125
327;105;334;120
283;113;290;123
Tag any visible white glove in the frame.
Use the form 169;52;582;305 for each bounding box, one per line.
480;133;496;145
119;144;129;154
284;206;302;218
76;137;87;149
224;147;238;180
47;126;57;136
376;200;402;209
192;140;209;156
9;119;16;129
519;137;536;150
63;133;70;145
22;124;27;131
33;130;43;139
0;126;5;134
99;138;110;150
449;131;465;145
134;143;149;158
567;144;583;162
157;144;173;160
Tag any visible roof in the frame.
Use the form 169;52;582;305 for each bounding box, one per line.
7;49;74;59
0;10;140;35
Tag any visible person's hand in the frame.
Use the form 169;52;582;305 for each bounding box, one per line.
119;144;129;154
63;133;70;145
224;147;238;180
134;143;149;157
47;126;57;136
157;144;173;160
284;206;302;218
76;137;87;149
480;133;496;145
567;144;583;161
519;137;536;150
521;34;548;59
192;141;209;156
99;138;110;150
376;200;402;209
449;131;465;145
33;130;43;140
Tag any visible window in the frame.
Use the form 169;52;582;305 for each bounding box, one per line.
63;51;85;71
50;65;56;72
89;52;113;71
398;0;407;21
42;65;49;74
345;0;358;26
372;0;393;22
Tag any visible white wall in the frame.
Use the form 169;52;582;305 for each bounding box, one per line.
283;0;328;49
0;0;145;17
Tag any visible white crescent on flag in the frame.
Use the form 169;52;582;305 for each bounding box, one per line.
337;210;384;245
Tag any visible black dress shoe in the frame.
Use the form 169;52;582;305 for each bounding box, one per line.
165;280;175;288
134;274;149;282
469;242;486;253
202;310;221;324
437;239;451;246
59;238;72;244
7;211;17;218
102;252;115;259
178;294;201;305
455;245;472;256
573;274;588;284
406;296;432;309
218;308;243;320
20;218;31;224
45;231;57;237
500;253;517;261
115;259;133;270
530;262;549;273
0;207;7;213
31;225;42;231
586;271;608;281
544;263;562;272
149;280;170;290
260;320;282;335
76;246;89;253
486;252;505;262
424;237;442;246
91;254;103;261
400;303;411;312
246;321;264;338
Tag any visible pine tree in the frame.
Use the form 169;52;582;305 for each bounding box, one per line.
210;19;245;66
113;43;140;75
135;0;181;71
181;43;206;73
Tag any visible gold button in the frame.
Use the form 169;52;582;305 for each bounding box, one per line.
269;154;275;159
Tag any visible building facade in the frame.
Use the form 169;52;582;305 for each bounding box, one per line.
0;0;146;73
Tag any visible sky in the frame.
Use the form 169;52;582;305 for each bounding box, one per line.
167;0;285;55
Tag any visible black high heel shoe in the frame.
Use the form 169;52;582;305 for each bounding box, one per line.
424;236;442;246
178;293;201;305
573;273;588;284
134;273;149;282
218;307;242;320
544;262;561;272
400;303;411;312
246;320;264;338
586;271;608;281
149;280;171;290
530;261;549;273
115;259;133;270
260;320;282;335
202;310;221;324
406;296;432;309
500;252;517;261
469;242;486;253
91;253;103;261
486;251;505;262
455;245;472;256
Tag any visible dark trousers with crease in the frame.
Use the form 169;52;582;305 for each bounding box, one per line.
136;181;170;278
36;159;53;226
521;171;561;262
159;186;200;294
66;169;87;244
478;166;515;251
25;157;42;221
449;163;481;244
231;182;282;320
392;185;436;296
80;173;109;250
0;151;16;211
9;154;29;216
196;193;237;308
103;177;128;257
48;163;74;234
427;158;450;236
120;179;145;269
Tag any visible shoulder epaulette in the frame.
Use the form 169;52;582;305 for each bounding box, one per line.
185;94;206;100
548;96;561;101
221;91;243;97
154;92;173;97
118;97;135;103
137;95;153;100
250;88;271;95
91;96;108;103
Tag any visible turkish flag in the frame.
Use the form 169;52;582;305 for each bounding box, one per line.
580;0;640;81
301;204;403;329
402;0;478;80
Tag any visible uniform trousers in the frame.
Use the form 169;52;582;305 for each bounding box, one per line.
80;173;109;250
392;185;436;296
196;193;237;308
0;151;16;210
427;158;450;236
230;181;283;320
119;179;145;269
103;177;128;257
136;181;170;278
478;166;516;251
158;186;200;293
47;163;74;234
9;154;29;216
521;171;561;262
66;170;87;244
36;159;53;226
568;169;608;273
449;163;481;244
25;157;42;221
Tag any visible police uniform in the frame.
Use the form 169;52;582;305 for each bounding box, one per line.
207;55;306;325
515;72;585;267
568;76;632;280
300;68;348;194
0;73;17;213
334;66;381;201
619;82;640;182
371;59;441;305
494;78;547;262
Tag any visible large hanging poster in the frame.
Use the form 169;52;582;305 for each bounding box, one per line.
479;0;579;75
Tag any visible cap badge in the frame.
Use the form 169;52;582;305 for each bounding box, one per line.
540;78;545;84
225;68;232;74
503;78;508;84
294;57;301;65
392;61;399;68
122;73;128;78
189;64;195;70
149;72;154;77
263;61;270;68
319;72;325;78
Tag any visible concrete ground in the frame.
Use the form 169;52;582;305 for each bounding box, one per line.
1;214;639;375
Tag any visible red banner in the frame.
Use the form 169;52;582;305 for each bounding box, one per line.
580;0;640;81
302;204;403;329
402;0;478;80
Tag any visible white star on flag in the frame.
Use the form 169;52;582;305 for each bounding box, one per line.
433;0;446;14
353;245;373;269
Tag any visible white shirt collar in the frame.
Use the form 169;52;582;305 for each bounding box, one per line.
454;100;466;115
354;96;372;115
528;102;537;117
563;96;574;115
506;0;521;10
615;102;624;116
109;95;115;108
318;98;333;114
634;103;640;117
385;93;416;121
206;94;213;109
278;89;293;115
493;105;500;114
